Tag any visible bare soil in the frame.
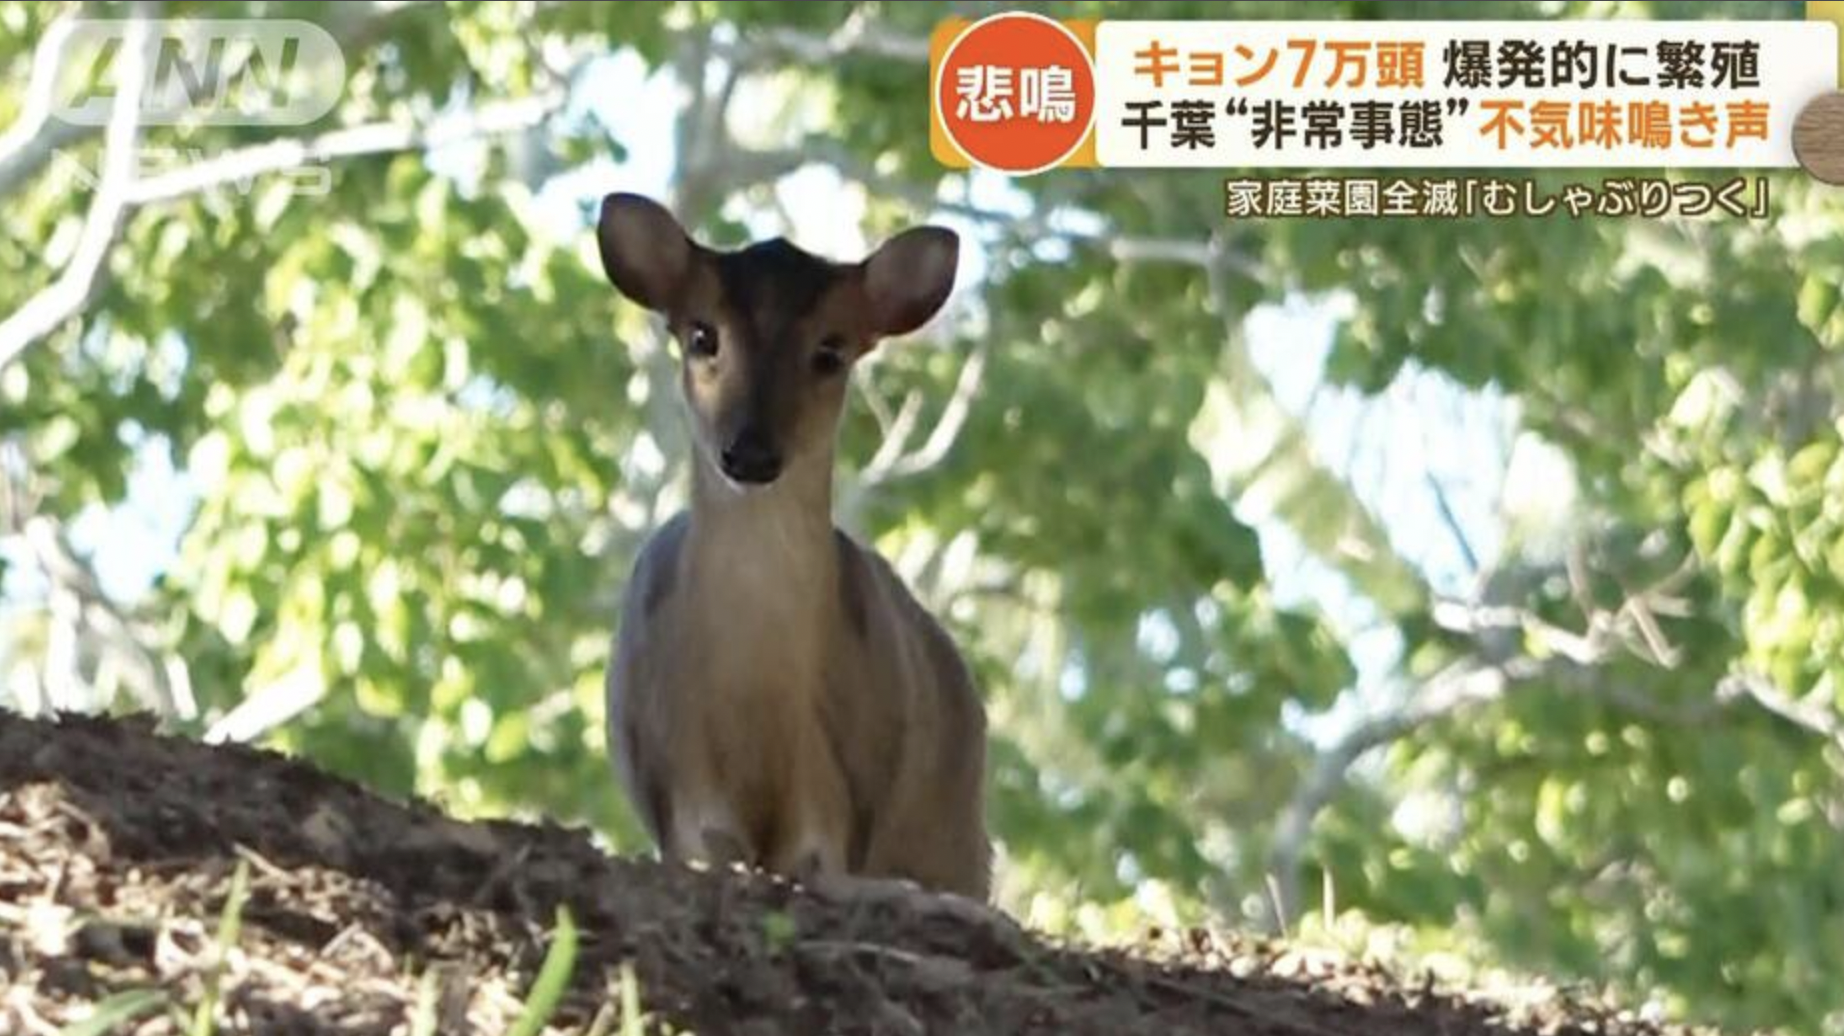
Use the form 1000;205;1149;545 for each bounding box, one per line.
1;712;1719;1035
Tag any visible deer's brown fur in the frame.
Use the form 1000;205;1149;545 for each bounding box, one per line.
598;194;990;898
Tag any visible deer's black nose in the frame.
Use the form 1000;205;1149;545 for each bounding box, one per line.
720;433;782;484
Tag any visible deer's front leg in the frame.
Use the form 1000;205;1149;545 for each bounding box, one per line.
663;791;756;869
767;727;853;882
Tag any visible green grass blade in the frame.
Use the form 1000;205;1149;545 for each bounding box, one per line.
408;968;441;1036
581;995;618;1036
57;989;168;1036
189;858;251;1036
617;964;643;1036
212;859;251;951
507;905;579;1036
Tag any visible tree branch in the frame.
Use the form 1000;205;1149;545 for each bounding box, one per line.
1424;469;1481;576
127;90;566;204
0;2;101;198
0;1;426;200
861;389;925;478
0;0;158;373
733;141;1267;283
1719;671;1844;753
0;86;568;377
859;342;989;487
1267;655;1532;929
7;511;196;720
838;342;989;534
1267;560;1825;929
203;662;325;744
725;13;930;66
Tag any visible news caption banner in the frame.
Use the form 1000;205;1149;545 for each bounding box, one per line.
927;13;1844;215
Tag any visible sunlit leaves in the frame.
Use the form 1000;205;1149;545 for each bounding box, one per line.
5;2;1843;1033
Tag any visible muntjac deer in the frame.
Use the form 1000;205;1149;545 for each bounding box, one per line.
597;193;990;899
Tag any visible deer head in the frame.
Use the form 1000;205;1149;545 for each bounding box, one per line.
596;193;959;489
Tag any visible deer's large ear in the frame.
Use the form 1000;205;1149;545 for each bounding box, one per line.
597;193;694;312
862;226;959;338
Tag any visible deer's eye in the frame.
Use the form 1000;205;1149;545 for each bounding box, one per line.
686;322;719;359
813;337;848;377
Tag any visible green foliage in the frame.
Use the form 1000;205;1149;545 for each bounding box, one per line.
3;2;1840;1034
56;990;168;1036
191;859;250;1036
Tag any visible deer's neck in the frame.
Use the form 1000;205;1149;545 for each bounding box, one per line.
683;451;839;608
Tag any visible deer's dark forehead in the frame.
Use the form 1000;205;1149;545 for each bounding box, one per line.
715;239;841;328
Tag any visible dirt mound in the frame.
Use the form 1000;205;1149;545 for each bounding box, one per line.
0;713;1713;1035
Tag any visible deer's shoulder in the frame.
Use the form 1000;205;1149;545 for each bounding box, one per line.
830;529;977;694
627;511;692;621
